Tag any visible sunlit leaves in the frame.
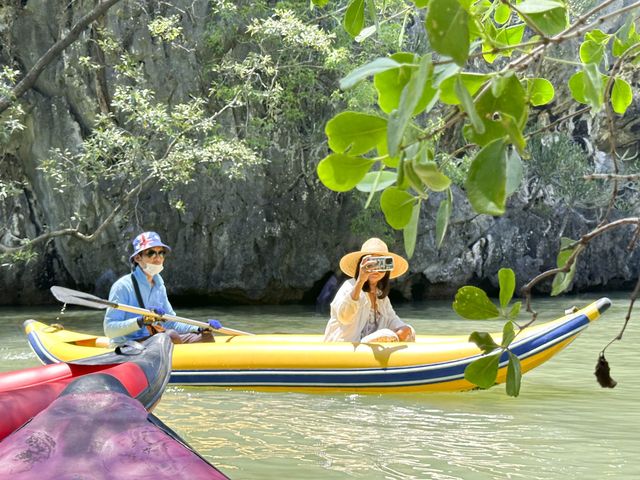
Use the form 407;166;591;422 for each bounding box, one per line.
380;187;416;229
435;189;452;248
453;286;500;319
456;77;485;134
412;159;451;191
403;200;421;258
568;67;606;112
344;0;366;38
551;237;578;296
611;78;633;115
517;0;568;36
425;0;470;66
463;74;527;147
356;171;397;192
374;53;438;115
317;154;375;192
387;55;433;157
469;331;500;353
506;352;522;396
524;78;555;106
465;354;500;389
465;138;507;216
325;112;387;155
499;268;515;309
439;73;487;105
340;57;402;90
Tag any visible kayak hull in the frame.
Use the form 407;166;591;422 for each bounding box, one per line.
1;328;173;440
23;298;611;393
0;373;228;479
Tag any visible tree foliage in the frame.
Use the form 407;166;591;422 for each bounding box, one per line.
316;0;640;395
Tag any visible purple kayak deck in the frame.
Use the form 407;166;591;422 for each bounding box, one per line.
0;390;228;479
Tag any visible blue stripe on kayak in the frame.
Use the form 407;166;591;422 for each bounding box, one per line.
168;313;592;388
26;330;62;365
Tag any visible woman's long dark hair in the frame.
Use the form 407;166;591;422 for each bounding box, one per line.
354;255;391;298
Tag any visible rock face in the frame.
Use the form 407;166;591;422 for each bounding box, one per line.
1;0;639;306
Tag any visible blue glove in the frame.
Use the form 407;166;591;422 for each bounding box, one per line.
207;319;222;330
150;306;166;316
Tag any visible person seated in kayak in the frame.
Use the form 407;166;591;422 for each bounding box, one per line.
103;231;219;344
324;237;416;343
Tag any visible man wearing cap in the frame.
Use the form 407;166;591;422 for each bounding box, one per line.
324;237;416;343
103;231;216;344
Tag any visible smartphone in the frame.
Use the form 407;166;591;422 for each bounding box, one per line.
369;256;394;272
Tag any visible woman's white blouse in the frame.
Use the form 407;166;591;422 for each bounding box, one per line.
323;279;408;342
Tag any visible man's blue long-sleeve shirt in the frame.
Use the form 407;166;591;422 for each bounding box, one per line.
103;267;196;343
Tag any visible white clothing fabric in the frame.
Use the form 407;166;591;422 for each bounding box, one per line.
323;279;411;342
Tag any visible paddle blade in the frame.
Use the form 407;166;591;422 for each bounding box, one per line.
50;286;115;310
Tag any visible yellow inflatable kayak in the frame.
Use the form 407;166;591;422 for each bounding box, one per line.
24;297;610;393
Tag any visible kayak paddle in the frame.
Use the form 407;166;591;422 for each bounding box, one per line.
50;286;252;336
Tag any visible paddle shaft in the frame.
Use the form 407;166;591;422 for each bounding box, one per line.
50;286;252;336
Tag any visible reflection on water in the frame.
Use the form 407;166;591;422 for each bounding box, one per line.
1;294;639;479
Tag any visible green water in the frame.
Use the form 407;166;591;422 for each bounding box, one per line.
1;293;638;479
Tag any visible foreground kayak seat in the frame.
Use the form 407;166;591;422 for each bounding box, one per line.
0;373;229;479
0;328;173;440
23;297;611;393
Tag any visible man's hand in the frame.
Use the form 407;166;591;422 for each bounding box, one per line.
207;319;222;330
150;306;166;316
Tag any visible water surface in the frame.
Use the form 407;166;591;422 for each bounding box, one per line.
1;293;638;479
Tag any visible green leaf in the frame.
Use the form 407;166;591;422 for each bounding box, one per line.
469;331;500;353
483;24;525;63
312;0;330;7
412;160;451;192
356;171;397;192
611;78;633;115
506;351;522;397
340;58;402;90
425;0;470;66
509;301;521;320
455;76;485;134
344;0;366;38
583;64;606;112
579;40;605;65
317;154;375;192
463;74;527;146
494;2;511;24
435;190;452;248
585;29;611;45
387;55;432;157
374;53;438;115
326;112;387;155
506;149;524;194
499;113;526;156
568;70;608;110
412;0;430;6
613;20;640;57
403;200;421;258
465;138;507;216
525;78;555;106
517;0;567;36
551;237;577;296
502;321;516;347
439;72;488;105
465;354;500;389
380;187;416;229
453;286;500;319
498;268;515;309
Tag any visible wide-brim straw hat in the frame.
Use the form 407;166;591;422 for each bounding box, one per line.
339;237;409;279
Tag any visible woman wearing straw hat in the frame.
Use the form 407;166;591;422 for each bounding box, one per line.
324;238;415;343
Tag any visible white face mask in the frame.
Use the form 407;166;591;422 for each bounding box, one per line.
140;262;164;276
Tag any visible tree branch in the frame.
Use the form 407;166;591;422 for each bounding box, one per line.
0;0;124;114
